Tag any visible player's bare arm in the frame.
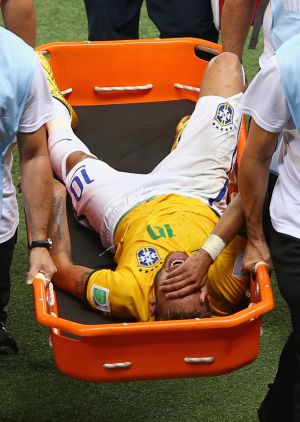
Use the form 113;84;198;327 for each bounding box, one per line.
49;180;93;300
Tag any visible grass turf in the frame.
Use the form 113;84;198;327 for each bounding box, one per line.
0;1;290;421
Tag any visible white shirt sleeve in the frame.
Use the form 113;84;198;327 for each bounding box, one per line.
238;55;291;133
18;60;54;133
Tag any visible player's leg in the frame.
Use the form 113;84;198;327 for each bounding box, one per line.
36;51;94;181
149;53;245;214
36;51;78;128
46;98;96;182
166;52;245;151
46;96;146;249
200;52;244;98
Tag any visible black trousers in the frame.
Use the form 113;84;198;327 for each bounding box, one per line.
261;225;300;421
83;0;218;43
0;230;17;322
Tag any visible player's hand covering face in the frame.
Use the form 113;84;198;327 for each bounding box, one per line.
159;249;212;302
154;251;211;320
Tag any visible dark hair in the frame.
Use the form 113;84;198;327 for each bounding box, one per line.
153;267;212;321
155;305;212;321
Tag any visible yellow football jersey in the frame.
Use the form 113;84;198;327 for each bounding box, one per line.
86;194;248;321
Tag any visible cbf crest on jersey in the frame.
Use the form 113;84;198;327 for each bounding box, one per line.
137;247;160;267
214;102;234;128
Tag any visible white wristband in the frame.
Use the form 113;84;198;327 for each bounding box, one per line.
201;234;226;261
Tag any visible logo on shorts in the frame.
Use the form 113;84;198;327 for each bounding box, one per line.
137;247;160;267
214;102;234;126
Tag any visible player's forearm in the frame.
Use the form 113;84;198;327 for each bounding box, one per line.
21;155;53;240
199;195;244;262
1;0;36;46
52;261;92;300
47;179;93;299
221;0;257;61
211;194;244;244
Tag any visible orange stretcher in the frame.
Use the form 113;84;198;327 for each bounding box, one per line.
33;38;274;383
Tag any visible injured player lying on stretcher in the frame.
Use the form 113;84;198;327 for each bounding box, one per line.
43;51;249;322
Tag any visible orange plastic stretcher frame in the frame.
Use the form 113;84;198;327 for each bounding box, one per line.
33;38;274;383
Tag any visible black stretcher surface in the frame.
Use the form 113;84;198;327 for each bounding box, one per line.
56;100;196;325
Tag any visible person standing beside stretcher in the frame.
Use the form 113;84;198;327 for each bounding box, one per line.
83;0;218;44
222;0;300;179
222;2;300;422
0;1;57;355
39;51;249;322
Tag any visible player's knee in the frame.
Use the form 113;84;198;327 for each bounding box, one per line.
212;52;240;72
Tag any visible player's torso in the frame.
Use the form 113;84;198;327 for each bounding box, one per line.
114;194;219;272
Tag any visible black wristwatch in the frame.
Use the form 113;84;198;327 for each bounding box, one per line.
29;238;53;250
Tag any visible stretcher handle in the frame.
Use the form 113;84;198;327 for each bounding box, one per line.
195;42;221;57
32;263;274;337
94;84;153;93
103;362;132;370
174;83;200;93
184;357;214;364
103;358;215;370
95;83;201;94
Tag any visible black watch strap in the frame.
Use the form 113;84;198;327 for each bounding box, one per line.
29;238;53;250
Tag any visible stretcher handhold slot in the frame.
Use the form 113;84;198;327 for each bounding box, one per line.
195;43;221;56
